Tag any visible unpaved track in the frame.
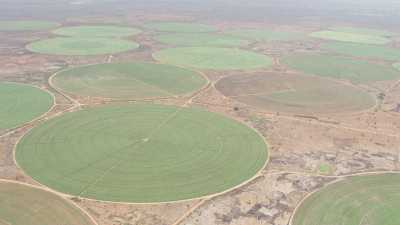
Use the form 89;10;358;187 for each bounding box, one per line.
3;66;399;225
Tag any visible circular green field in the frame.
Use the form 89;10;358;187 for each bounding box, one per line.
16;104;268;203
282;54;400;83
0;20;60;31
329;26;395;37
153;47;273;70
53;25;142;38
53;62;207;99
225;29;305;41
216;73;375;114
310;27;391;45
154;33;249;47
322;42;400;61
27;37;139;55
144;22;217;33
0;181;94;225
292;174;400;225
0;83;53;131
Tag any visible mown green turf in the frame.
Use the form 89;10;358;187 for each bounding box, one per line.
154;33;249;47
0;20;60;31
153;47;273;70
53;25;142;37
53;62;207;99
282;54;400;83
26;37;139;55
0;83;53;131
215;73;375;114
310;28;391;45
0;182;94;225
16;104;268;203
322;42;400;61
292;174;400;225
144;22;217;33
225;29;305;41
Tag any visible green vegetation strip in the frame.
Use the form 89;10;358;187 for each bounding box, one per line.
53;25;142;37
0;20;60;31
154;33;249;47
153;47;273;70
216;73;375;114
322;42;400;61
310;27;391;45
16;104;268;203
330;26;395;37
53;62;207;99
0;182;94;225
27;37;139;55
292;174;400;225
282;54;400;83
0;83;53;130
225;29;305;41
144;22;217;33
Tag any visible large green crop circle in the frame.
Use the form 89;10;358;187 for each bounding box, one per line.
53;25;142;38
309;27;391;45
26;37;139;55
225;29;305;41
0;83;53;131
144;22;217;33
216;73;376;114
282;54;400;83
16;104;268;203
0;20;60;31
321;42;400;61
153;47;273;70
0;181;94;225
154;33;249;47
53;62;207;99
292;174;400;225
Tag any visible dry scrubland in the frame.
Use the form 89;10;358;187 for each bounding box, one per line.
0;18;400;225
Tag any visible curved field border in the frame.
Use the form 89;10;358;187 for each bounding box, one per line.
51;62;209;100
15;103;269;203
288;171;400;225
12;128;269;205
0;178;98;225
0;82;56;134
